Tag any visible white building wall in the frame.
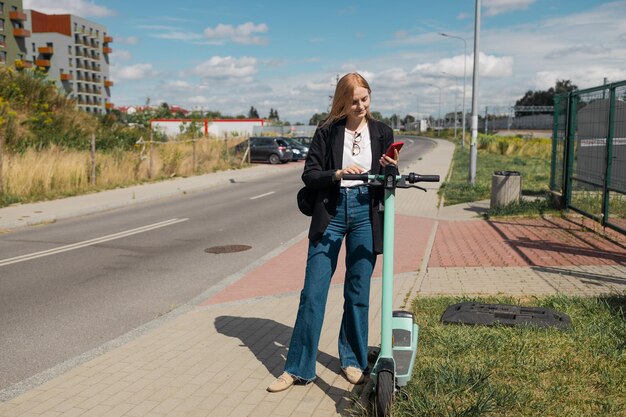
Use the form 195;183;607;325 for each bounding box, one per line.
150;119;265;138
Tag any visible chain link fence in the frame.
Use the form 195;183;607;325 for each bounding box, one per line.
551;80;626;234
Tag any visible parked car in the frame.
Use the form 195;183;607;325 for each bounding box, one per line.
278;138;309;161
235;137;292;164
294;136;313;146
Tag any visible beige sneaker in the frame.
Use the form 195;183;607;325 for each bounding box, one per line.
267;372;296;393
342;366;365;385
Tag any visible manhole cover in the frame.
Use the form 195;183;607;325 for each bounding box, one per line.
204;245;252;254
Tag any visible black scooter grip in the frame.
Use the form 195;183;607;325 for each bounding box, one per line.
407;173;440;183
342;173;369;181
416;175;440;182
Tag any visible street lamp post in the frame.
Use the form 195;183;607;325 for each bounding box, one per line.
441;72;459;142
428;84;442;137
469;0;481;184
439;32;467;149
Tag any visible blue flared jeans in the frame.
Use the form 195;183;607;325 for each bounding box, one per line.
285;186;376;381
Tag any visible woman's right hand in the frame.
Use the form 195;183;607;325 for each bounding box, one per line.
334;165;366;181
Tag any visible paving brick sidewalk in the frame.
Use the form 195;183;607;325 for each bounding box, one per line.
1;138;625;417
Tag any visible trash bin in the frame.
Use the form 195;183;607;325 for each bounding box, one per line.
491;171;521;208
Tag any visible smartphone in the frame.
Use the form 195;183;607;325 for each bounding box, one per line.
385;141;404;158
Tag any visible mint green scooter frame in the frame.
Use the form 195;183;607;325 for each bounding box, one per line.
344;168;438;416
370;171;420;389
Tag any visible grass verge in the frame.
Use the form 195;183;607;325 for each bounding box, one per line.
353;294;626;417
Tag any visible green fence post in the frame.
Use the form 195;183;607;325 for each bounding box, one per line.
564;93;578;208
550;95;560;191
602;85;616;226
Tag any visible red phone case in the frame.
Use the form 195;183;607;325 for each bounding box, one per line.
385;141;404;158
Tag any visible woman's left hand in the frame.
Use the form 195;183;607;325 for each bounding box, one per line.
379;149;399;167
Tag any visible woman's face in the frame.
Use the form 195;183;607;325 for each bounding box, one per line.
349;86;370;122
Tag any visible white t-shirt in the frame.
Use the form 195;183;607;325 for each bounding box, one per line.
341;125;372;187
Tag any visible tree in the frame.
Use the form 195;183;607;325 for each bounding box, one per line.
248;106;259;119
402;114;415;129
515;79;577;116
268;108;280;120
309;112;328;126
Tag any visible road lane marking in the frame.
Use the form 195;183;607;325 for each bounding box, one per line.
250;191;275;200
0;218;189;267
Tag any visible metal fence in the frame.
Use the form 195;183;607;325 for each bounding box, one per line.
551;80;626;234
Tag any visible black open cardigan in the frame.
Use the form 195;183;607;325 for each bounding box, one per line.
301;117;395;254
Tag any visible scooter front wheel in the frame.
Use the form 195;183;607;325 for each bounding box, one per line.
375;370;394;417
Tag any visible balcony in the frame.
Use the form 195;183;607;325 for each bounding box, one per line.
103;46;112;54
13;28;31;37
15;59;33;69
104;80;114;87
60;73;73;81
35;59;51;67
38;46;54;55
9;11;27;21
104;36;113;43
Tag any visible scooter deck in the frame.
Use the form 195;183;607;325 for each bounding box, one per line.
372;311;419;388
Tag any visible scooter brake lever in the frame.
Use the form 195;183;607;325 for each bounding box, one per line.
396;184;427;192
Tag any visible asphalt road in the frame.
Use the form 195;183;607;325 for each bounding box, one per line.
0;136;434;391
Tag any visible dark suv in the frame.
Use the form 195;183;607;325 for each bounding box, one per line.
278;138;309;161
236;137;293;164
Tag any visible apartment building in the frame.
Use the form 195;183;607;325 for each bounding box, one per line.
0;0;31;67
23;10;113;114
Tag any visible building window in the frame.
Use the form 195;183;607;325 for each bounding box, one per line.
0;51;6;63
0;19;4;31
0;3;4;15
32;42;35;52
69;57;72;67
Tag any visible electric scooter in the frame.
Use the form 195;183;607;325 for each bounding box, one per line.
344;165;439;417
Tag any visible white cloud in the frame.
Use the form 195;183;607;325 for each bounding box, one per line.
115;36;139;45
167;80;192;89
110;49;132;61
413;53;513;78
535;68;626;91
23;0;114;17
188;96;210;105
483;0;535;17
190;56;257;82
112;63;158;81
151;31;202;41
203;22;268;45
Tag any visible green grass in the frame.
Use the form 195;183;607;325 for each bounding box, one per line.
440;144;552;207
353;295;626;417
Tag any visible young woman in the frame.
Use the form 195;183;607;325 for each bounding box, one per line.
267;73;398;392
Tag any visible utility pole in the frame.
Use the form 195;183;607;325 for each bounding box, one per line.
469;0;481;184
439;32;467;149
484;106;488;133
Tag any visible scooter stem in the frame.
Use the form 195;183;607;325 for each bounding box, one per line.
380;166;396;359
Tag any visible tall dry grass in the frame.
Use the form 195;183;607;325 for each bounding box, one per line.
1;138;245;205
478;135;551;157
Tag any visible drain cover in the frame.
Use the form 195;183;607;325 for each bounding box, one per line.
441;302;571;329
204;245;252;254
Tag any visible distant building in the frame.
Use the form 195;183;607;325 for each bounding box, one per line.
150;119;265;138
23;9;113;114
0;0;31;68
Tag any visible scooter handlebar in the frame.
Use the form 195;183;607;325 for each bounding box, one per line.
408;174;440;183
342;173;440;183
341;173;369;181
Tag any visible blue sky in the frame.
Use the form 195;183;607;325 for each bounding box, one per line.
23;0;626;123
